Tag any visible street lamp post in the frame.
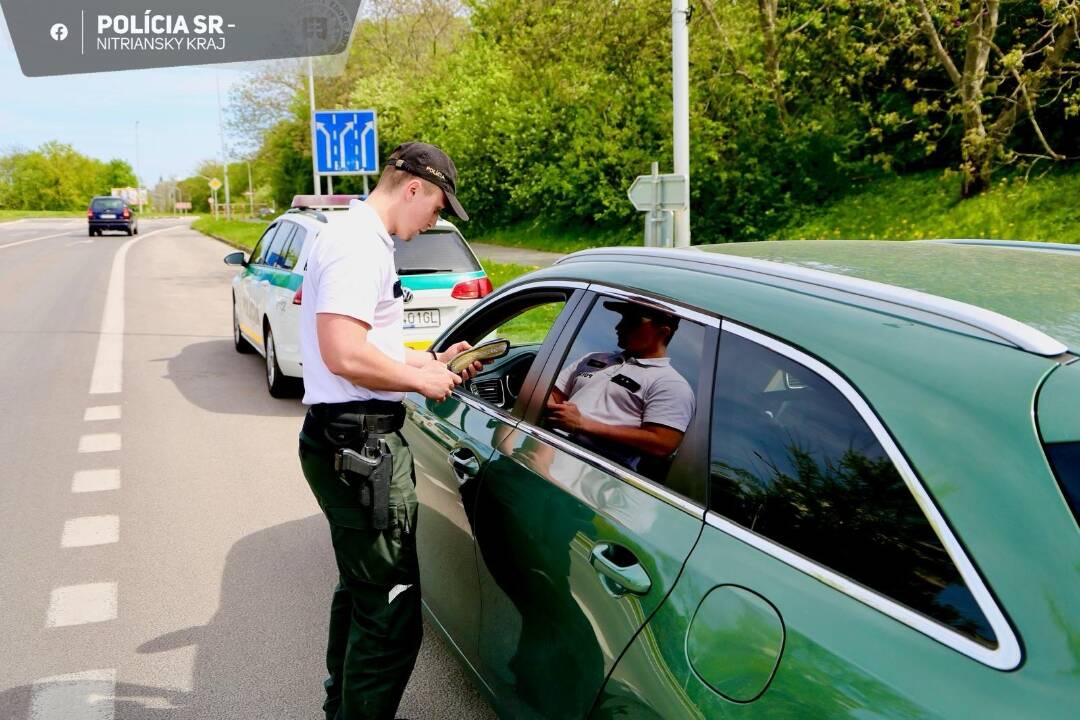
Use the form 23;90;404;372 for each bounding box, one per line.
134;120;144;214
216;71;232;220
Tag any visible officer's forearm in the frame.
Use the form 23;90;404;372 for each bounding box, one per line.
325;339;423;392
404;348;434;368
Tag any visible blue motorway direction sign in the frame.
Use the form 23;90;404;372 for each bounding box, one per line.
314;110;378;174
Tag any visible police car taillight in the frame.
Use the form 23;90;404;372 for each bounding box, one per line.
451;277;493;300
292;286;303;305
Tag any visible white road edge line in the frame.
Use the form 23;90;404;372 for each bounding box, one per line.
29;668;117;720
89;225;181;395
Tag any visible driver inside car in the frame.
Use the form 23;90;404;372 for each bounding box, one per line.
545;301;696;474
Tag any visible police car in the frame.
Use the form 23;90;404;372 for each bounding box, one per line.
224;195;492;397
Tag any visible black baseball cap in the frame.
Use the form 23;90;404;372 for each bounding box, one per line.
603;300;681;330
385;141;469;221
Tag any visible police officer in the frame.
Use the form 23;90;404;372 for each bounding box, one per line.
546;301;695;472
298;141;479;720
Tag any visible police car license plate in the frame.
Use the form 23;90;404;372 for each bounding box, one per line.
404;309;440;329
100;213;116;219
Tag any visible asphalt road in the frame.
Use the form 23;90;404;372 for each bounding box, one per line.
0;217;497;720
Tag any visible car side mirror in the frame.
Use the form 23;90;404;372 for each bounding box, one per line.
223;251;247;267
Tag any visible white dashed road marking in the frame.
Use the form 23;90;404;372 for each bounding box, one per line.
71;469;121;494
83;405;121;421
29;668;116;720
0;228;80;251
46;583;118;627
78;434;121;453
61;516;120;548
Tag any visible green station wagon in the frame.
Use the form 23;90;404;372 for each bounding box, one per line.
401;239;1080;719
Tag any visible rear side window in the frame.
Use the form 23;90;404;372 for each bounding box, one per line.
92;198;124;210
709;330;996;648
393;230;480;274
1046;442;1080;525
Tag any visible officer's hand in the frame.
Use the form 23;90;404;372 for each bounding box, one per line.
436;340;472;364
437;341;488;381
416;363;462;402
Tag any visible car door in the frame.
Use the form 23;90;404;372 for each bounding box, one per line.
469;289;715;719
235;224;275;346
593;322;1020;718
401;283;587;676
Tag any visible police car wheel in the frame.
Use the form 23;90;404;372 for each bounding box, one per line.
264;325;292;398
232;299;253;354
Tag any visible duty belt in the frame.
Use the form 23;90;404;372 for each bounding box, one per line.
304;400;405;448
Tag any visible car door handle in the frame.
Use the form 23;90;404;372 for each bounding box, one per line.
447;447;480;483
590;543;652;595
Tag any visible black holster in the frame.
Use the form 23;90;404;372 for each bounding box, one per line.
335;436;393;530
304;401;405;530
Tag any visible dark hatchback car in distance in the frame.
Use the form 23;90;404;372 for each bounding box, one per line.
87;196;138;236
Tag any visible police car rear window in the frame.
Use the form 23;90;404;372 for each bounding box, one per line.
92;198;125;210
393;230;480;274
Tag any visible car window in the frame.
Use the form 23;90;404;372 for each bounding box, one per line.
91;198;124;210
393;229;480;274
265;222;295;268
282;225;307;270
708;330;996;647
540;296;703;487
250;223;278;265
443;290;571;412
1046;441;1080;526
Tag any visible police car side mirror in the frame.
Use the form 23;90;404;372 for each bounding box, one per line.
223;251;247;267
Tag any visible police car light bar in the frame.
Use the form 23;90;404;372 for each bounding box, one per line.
290;194;362;209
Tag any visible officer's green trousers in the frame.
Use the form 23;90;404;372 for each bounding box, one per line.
299;430;422;720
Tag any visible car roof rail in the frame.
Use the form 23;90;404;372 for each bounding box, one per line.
556;247;1070;357
919;238;1080;255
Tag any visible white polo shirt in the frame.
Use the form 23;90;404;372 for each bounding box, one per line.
554;351;696;468
300;202;406;404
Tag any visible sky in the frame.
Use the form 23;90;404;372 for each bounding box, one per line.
0;8;257;185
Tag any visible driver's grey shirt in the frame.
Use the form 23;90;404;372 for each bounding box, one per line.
554;351;695;470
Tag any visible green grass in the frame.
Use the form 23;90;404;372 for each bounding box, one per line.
471;218;637;254
192;216;269;251
475;258;560;345
0;209;84;221
772;169;1080;244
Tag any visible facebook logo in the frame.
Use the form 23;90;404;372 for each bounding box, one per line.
50;23;68;41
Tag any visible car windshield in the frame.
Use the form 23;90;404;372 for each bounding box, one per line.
393;230;480;274
92;198;125;210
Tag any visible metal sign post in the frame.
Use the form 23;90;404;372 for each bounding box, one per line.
628;162;687;248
